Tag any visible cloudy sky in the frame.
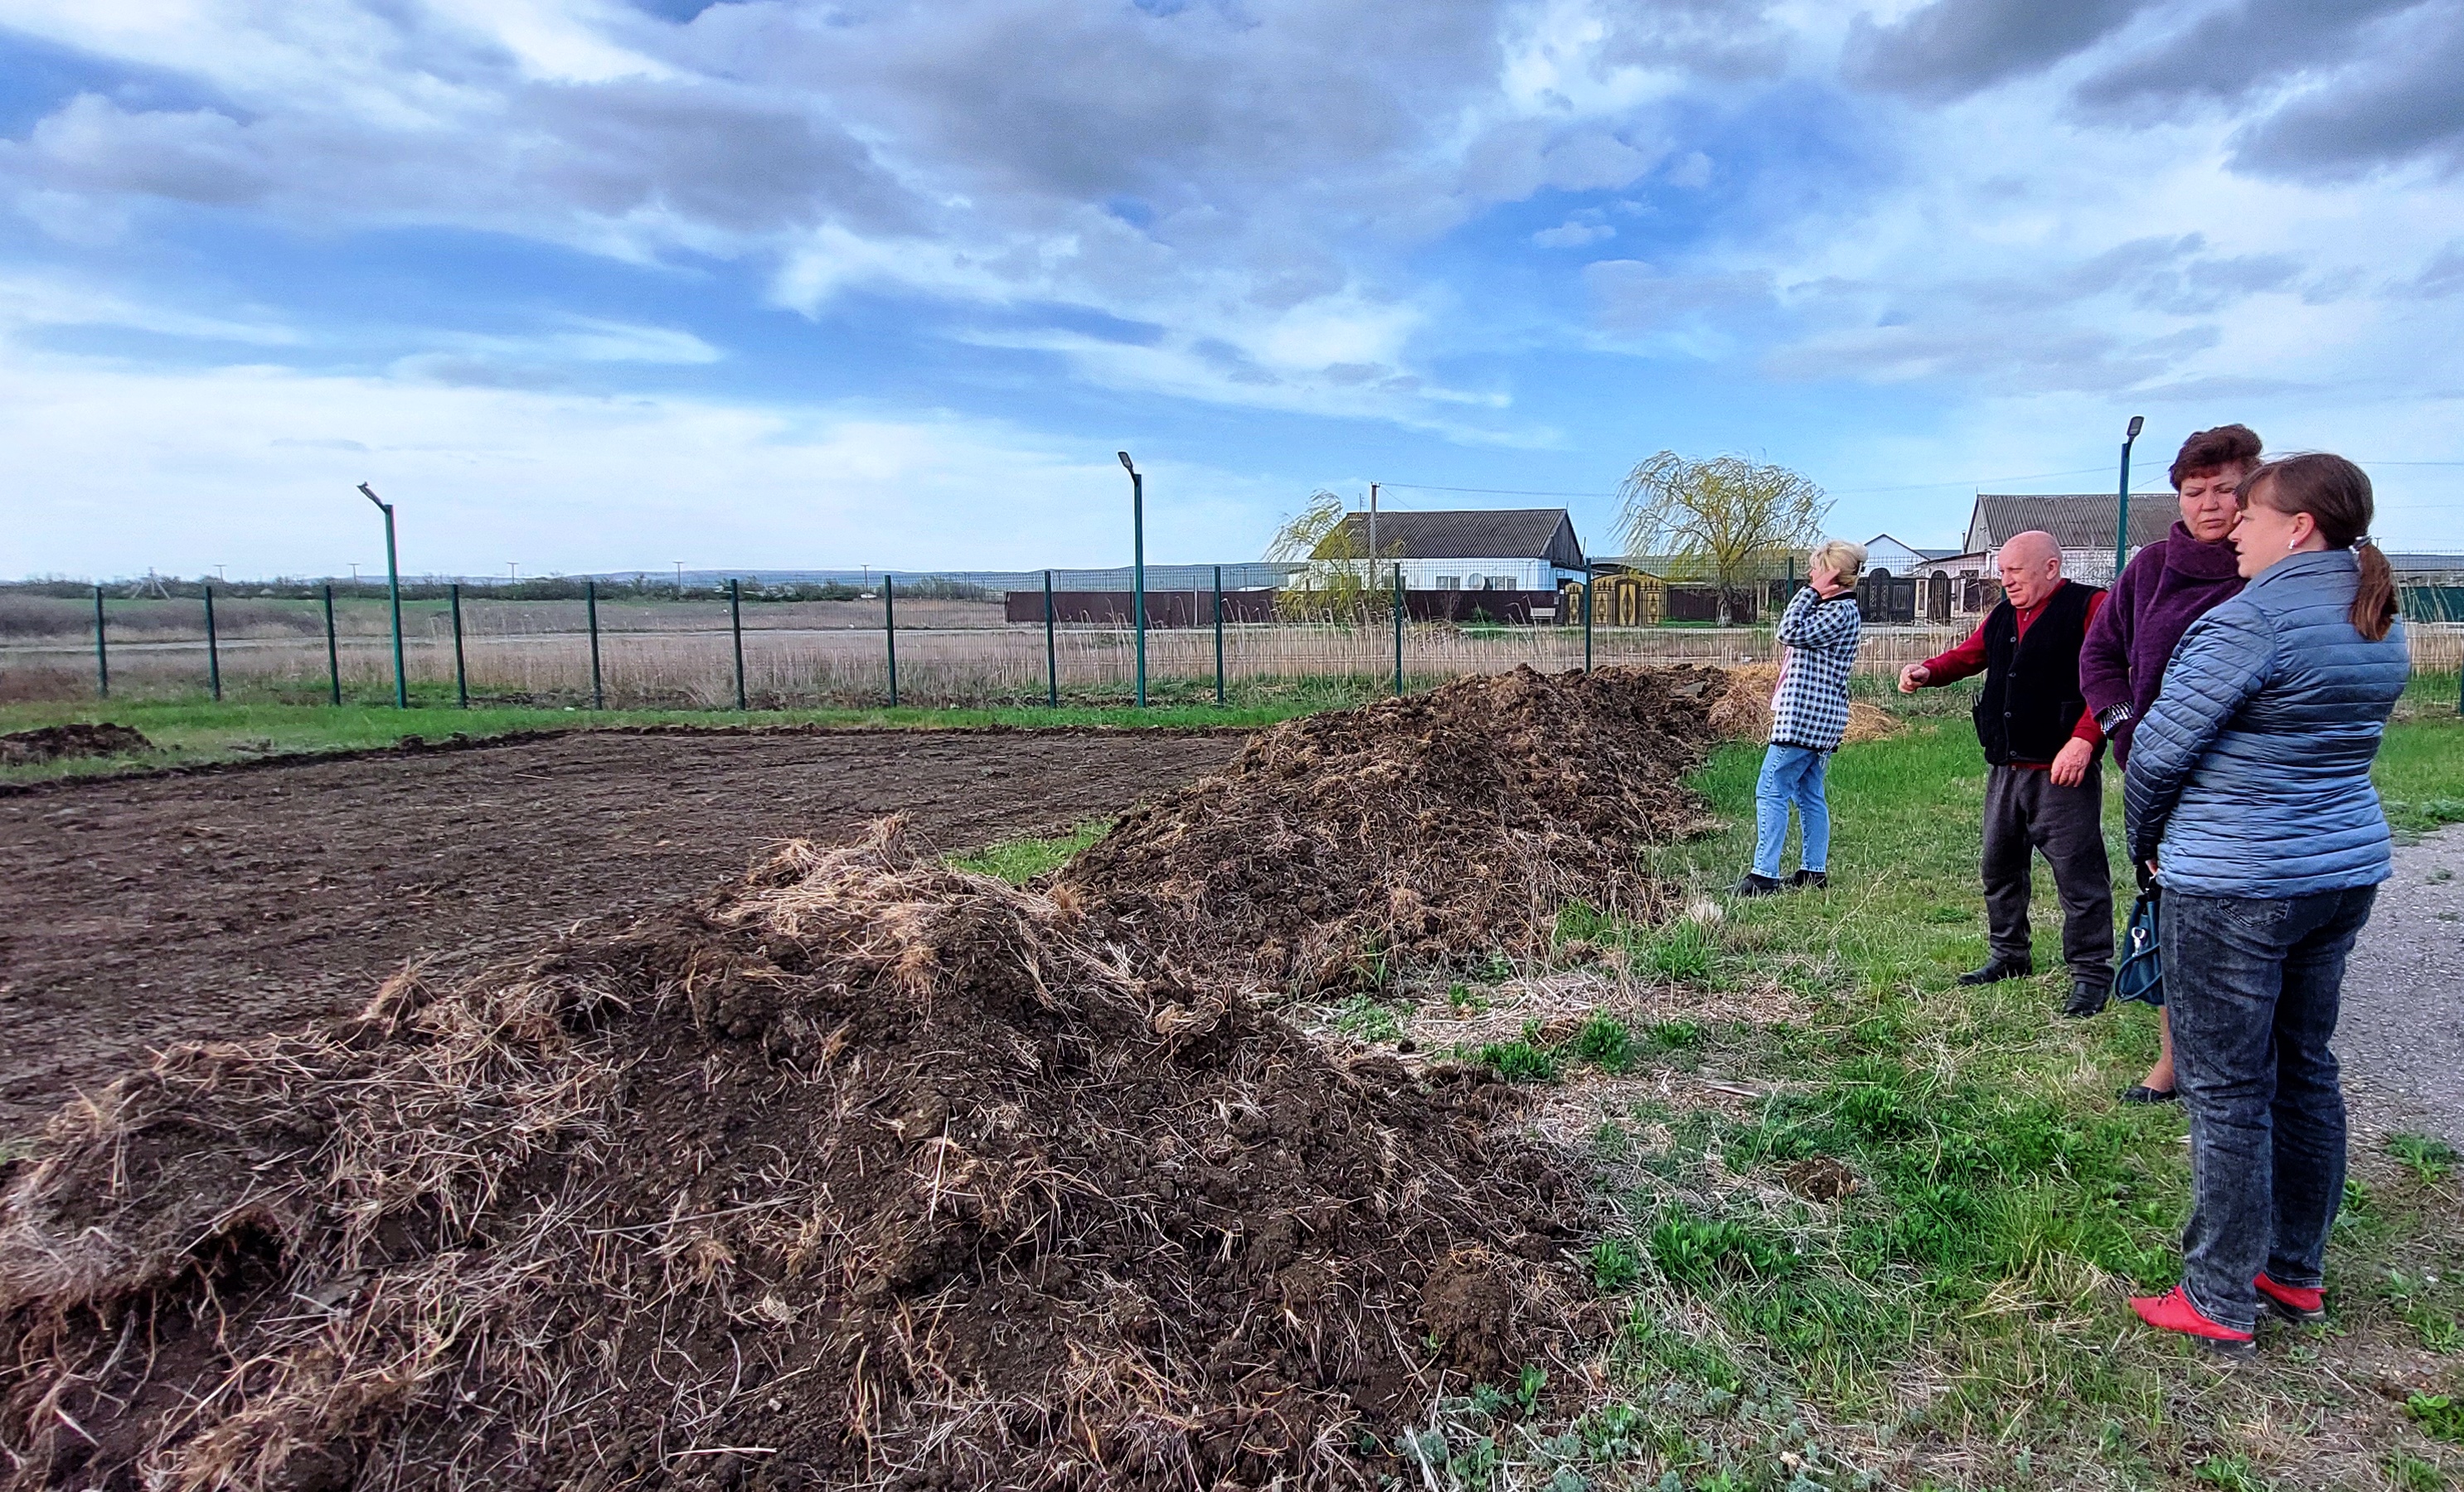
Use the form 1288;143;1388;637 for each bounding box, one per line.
4;0;2462;579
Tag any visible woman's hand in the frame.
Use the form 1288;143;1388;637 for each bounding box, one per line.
1809;564;1846;598
1898;662;1930;694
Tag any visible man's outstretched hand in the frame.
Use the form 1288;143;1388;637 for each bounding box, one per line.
2049;737;2095;787
1898;662;1930;694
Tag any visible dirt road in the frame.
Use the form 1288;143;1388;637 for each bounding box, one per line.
0;729;1239;1137
2340;822;2464;1146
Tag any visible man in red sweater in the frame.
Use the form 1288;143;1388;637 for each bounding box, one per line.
1899;530;2113;1017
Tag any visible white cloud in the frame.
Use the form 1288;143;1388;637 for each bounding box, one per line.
1532;219;1615;248
0;269;299;344
0;345;1293;577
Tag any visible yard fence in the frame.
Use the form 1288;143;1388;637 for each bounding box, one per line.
7;574;2462;712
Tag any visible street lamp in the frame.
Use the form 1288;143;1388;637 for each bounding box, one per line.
357;482;409;709
1118;450;1147;708
2115;414;2146;584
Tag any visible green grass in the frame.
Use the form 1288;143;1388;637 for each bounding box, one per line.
1544;710;2464;1490
944;820;1110;884
0;695;1327;786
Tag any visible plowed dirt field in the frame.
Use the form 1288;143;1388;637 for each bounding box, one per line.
0;728;1239;1138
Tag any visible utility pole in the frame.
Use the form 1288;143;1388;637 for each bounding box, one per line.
357;483;408;709
1118;451;1147;708
2115;414;2146;584
675;560;685;598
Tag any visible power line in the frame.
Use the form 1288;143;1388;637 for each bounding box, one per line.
1375;481;1622;499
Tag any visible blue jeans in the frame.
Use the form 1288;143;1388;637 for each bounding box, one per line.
2164;885;2378;1330
1753;744;1831;879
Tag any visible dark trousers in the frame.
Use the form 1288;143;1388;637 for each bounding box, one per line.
1981;763;2113;986
2166;885;2376;1331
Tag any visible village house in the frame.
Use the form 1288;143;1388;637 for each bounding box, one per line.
1962;493;2177;589
1308;507;1589;593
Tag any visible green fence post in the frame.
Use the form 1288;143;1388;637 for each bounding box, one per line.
449;582;468;709
1213;564;1226;705
93;585;109;700
586;579;604;710
884;576;898;707
1583;564;1594;672
204;583;221;701
323;584;341;705
1392;564;1404;696
729;578;748;712
1043;569;1058;708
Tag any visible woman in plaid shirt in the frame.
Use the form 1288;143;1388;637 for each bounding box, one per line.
1736;540;1865;896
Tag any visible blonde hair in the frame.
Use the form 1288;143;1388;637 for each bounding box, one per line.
1811;540;1866;583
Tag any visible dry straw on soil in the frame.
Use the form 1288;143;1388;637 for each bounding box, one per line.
1705;664;1899;746
0;666;1738;1491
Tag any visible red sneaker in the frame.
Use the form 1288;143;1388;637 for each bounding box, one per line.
2254;1272;2327;1324
2130;1286;2257;1359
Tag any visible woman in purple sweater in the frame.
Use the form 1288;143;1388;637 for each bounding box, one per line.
2078;423;2259;1103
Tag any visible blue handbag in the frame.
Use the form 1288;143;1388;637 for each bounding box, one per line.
2115;885;2163;1006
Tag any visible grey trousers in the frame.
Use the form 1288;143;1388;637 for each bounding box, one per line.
1982;763;2114;986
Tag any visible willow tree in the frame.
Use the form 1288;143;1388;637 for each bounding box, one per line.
1266;489;1395;622
1614;452;1830;623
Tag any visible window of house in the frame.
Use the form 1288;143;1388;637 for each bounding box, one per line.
1436;575;1459;590
1462;573;1483;590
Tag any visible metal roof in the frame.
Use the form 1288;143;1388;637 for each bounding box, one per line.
1968;494;2177;551
1320;508;1586;567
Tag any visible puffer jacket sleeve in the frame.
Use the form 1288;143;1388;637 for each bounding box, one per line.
2123;603;2277;865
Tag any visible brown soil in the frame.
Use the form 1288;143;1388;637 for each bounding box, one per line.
1057;665;1725;995
0;827;1586;1491
0;669;1731;1490
0;723;151;766
0;729;1236;1139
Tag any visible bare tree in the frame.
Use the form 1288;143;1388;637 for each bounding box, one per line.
1615;452;1831;623
1267;490;1395;622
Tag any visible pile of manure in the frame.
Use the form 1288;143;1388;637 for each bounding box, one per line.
0;724;152;768
0;825;1585;1492
1055;664;1724;995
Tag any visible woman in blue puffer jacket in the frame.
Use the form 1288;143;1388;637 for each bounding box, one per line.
2121;453;2408;1358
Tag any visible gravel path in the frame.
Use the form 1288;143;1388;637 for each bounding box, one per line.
2340;822;2464;1146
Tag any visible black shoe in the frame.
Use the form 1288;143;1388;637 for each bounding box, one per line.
1957;958;2032;986
1788;869;1828;890
2117;1083;2179;1106
1731;874;1783;898
2063;981;2112;1019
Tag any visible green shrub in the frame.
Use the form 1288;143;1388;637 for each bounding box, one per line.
2408;1393;2464;1441
2389;1133;2458;1184
1574;1012;1636;1073
1650;1214;1789;1286
1635;920;1715;981
1647;1019;1704;1049
1589;1236;1643;1292
1479;1039;1560;1083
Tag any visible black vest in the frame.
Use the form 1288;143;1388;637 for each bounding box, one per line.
1973;579;2102;767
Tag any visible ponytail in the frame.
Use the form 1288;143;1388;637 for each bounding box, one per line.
2239;453;2399;642
2352;542;2398;642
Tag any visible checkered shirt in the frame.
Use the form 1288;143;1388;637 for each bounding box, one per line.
1768;588;1863;752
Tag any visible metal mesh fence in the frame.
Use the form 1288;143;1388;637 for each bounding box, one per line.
6;577;2460;710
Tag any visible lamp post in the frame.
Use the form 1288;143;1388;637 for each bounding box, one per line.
357;482;409;709
2114;414;2145;584
1118;450;1147;708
